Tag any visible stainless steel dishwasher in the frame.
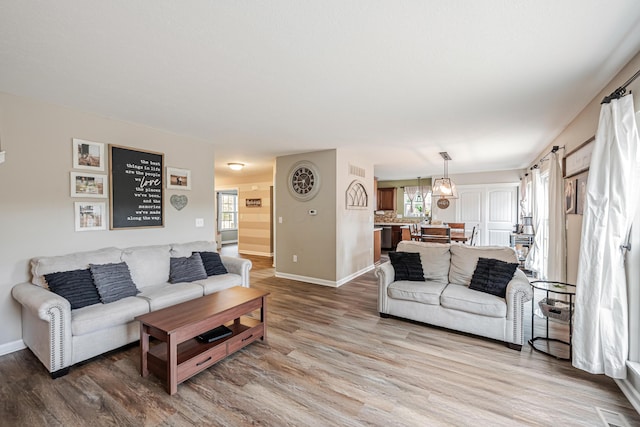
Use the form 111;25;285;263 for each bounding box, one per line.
381;226;392;249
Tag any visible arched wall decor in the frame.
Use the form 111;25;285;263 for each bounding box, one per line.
346;180;368;209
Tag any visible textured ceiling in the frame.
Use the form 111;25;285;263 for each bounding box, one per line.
1;1;640;181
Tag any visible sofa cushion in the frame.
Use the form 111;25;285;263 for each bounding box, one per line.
197;251;228;276
396;241;450;282
31;247;122;288
169;253;207;283
71;296;149;336
90;262;140;303
449;244;518;286
121;245;171;289
170;241;218;258
469;258;519;298
387;280;447;305
389;251;424;281
44;269;101;309
195;273;242;295
137;282;204;311
440;283;507;318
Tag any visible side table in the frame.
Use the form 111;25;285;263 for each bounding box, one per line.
528;280;576;361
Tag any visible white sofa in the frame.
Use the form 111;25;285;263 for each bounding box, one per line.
376;241;532;349
12;241;252;377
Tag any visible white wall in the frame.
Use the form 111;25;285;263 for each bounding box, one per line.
275;149;374;286
336;149;374;282
0;92;216;347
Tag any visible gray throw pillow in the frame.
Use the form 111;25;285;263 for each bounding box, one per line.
169;252;207;283
90;262;139;303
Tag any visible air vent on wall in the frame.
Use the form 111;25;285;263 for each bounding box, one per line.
349;164;365;178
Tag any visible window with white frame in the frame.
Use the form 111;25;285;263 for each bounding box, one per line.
218;192;238;230
403;187;431;218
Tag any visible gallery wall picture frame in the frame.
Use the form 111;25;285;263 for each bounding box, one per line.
70;172;108;198
72;138;105;171
74;201;106;231
166;167;191;190
564;178;577;215
575;171;589;215
563;136;595;178
110;144;164;229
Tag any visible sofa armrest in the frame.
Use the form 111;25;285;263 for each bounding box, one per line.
375;261;395;314
504;269;532;345
505;269;533;314
220;256;252;287
12;282;73;373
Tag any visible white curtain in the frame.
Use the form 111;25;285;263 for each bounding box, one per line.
525;168;544;276
519;173;531;220
404;186;419;214
573;94;640;378
547;152;566;282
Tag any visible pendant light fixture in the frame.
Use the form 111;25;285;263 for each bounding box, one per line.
432;152;458;209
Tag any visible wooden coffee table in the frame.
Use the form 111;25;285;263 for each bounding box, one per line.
135;286;269;394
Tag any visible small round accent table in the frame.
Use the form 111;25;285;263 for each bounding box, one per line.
528;280;576;361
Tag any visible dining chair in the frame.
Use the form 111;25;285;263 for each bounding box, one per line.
469;226;478;246
410;223;422;241
421;226;451;243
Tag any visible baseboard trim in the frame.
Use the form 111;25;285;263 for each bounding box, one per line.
336;264;375;287
275;264;375;288
616;362;640;414
0;339;26;356
238;250;273;257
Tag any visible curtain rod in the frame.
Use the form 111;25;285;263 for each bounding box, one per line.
529;145;565;170
601;68;640;104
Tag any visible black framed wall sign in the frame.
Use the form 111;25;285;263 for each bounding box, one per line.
109;145;164;229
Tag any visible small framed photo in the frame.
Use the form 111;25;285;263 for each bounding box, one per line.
75;202;106;231
70;172;108;198
564;178;576;214
576;172;589;215
166;167;191;190
73;138;105;171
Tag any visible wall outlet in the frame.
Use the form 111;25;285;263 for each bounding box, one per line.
293;255;298;262
0;151;5;164
195;218;204;227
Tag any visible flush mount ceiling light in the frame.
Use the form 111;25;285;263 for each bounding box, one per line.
432;152;458;209
227;163;244;171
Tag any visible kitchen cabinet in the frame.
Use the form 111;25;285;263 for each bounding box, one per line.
373;228;381;263
377;188;397;211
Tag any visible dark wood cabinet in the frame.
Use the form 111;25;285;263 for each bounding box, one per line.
377;188;397;211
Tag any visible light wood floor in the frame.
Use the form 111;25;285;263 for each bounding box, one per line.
1;251;638;426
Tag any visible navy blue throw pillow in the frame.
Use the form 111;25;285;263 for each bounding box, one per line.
45;269;100;309
388;251;425;282
469;257;519;298
197;251;228;276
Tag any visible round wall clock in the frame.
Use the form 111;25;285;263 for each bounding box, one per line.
288;161;320;201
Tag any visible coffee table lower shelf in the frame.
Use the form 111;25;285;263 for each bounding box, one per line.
147;318;263;385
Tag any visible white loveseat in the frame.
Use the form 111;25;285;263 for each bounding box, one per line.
12;241;251;377
376;241;532;349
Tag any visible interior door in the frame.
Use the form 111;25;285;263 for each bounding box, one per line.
453;184;518;246
458;188;483;243
486;185;518;246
